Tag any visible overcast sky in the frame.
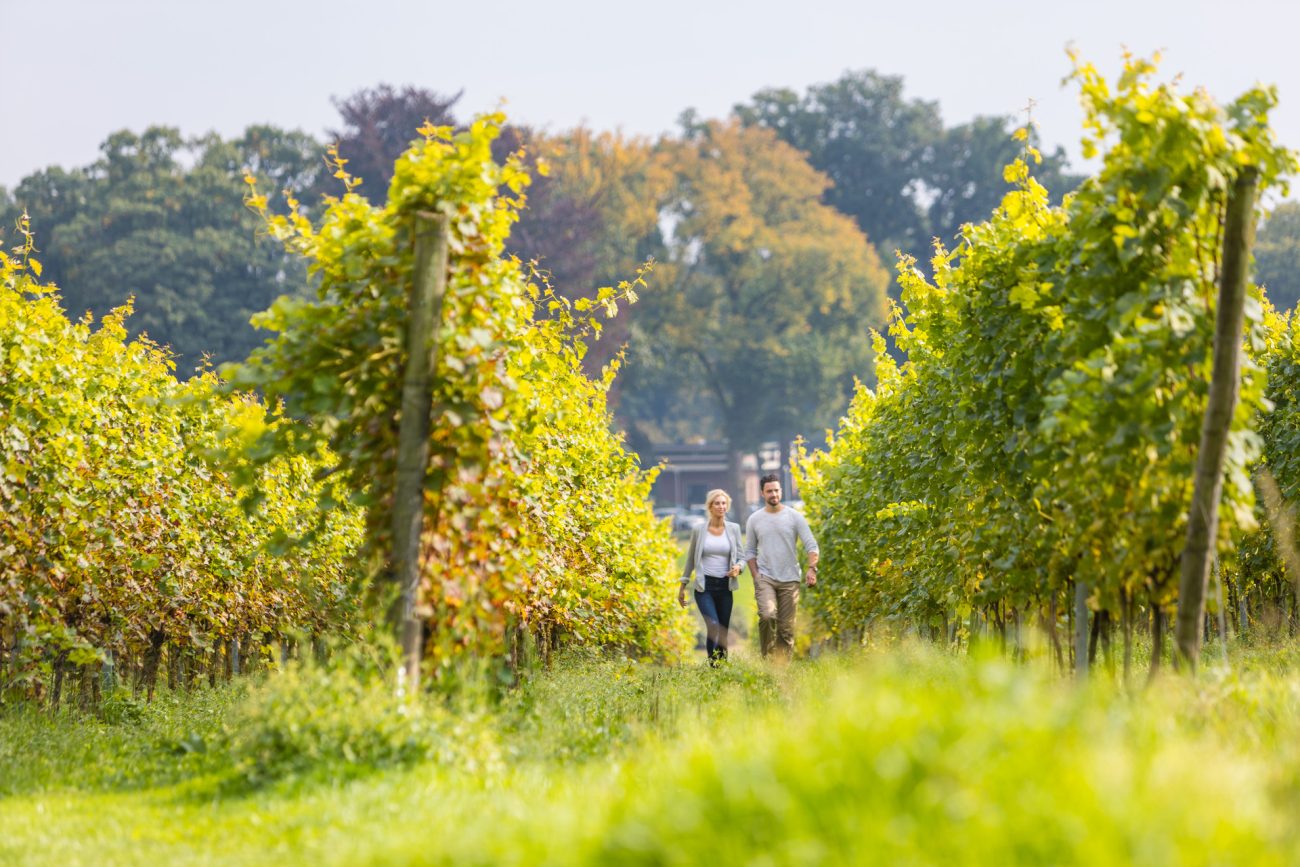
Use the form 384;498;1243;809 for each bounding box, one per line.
4;0;1298;189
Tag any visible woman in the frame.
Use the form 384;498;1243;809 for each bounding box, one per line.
678;489;744;663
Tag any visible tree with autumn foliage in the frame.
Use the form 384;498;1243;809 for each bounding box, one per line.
507;129;662;376
620;119;890;508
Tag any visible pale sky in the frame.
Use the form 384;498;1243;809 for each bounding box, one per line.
4;0;1299;189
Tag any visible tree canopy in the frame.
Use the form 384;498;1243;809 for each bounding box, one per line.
324;84;462;203
619;119;890;491
0;71;1083;464
1256;201;1300;311
1;126;322;370
735;69;1080;266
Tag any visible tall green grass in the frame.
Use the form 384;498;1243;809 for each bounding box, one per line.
3;645;1299;865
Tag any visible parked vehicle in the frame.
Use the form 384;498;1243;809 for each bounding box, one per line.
678;508;707;532
654;506;705;533
653;506;684;522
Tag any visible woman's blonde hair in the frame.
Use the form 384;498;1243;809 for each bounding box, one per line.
706;489;731;510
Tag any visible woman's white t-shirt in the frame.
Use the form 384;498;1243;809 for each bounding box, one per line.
700;529;731;578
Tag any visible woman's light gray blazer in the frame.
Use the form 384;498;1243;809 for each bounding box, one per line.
680;521;744;592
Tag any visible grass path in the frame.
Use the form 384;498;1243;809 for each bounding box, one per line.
5;647;1300;865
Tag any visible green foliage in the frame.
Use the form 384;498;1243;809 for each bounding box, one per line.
507;128;664;380
0;216;364;694
0;126;323;369
229;114;690;671
0;684;240;797
1229;307;1300;616
98;686;149;725
735;69;1081;261
797;55;1297;638
1256;201;1300;311
8;648;1300;864
502;650;778;763
516;335;691;653
621;119;891;460
321;84;462;203
219;647;486;788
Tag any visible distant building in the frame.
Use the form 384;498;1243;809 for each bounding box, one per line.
648;441;795;510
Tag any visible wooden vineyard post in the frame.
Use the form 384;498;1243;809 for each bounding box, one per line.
388;211;450;694
1175;168;1259;670
1074;580;1090;680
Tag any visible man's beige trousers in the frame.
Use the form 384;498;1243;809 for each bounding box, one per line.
754;574;800;659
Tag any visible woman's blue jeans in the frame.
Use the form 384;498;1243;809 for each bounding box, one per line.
694;575;734;663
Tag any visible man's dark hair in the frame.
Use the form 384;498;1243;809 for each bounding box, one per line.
761;473;781;490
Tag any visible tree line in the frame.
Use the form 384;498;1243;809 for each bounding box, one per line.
0;73;1090;472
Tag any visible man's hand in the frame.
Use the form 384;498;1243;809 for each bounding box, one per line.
728;563;742;578
805;567;818;587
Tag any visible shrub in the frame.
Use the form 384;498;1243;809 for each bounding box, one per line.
219;647;498;787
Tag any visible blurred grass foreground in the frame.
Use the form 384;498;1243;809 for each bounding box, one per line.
4;644;1300;865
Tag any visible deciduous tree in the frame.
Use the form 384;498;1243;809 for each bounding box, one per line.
736;70;1078;267
1256;201;1300;311
325;84;461;203
627;119;890;510
1;126;322;369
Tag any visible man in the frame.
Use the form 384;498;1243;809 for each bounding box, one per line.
744;473;819;661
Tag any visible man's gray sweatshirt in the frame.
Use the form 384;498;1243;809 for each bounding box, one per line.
744;507;818;583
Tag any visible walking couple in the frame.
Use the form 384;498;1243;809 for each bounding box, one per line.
677;474;820;664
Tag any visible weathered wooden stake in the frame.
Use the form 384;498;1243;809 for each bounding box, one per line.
388;212;450;694
1149;604;1165;682
1175;168;1259;670
1121;592;1133;684
1212;559;1231;666
100;649;116;695
1074;579;1090;680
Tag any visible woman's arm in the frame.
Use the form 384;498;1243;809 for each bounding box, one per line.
728;523;744;577
678;528;699;607
682;526;699;582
